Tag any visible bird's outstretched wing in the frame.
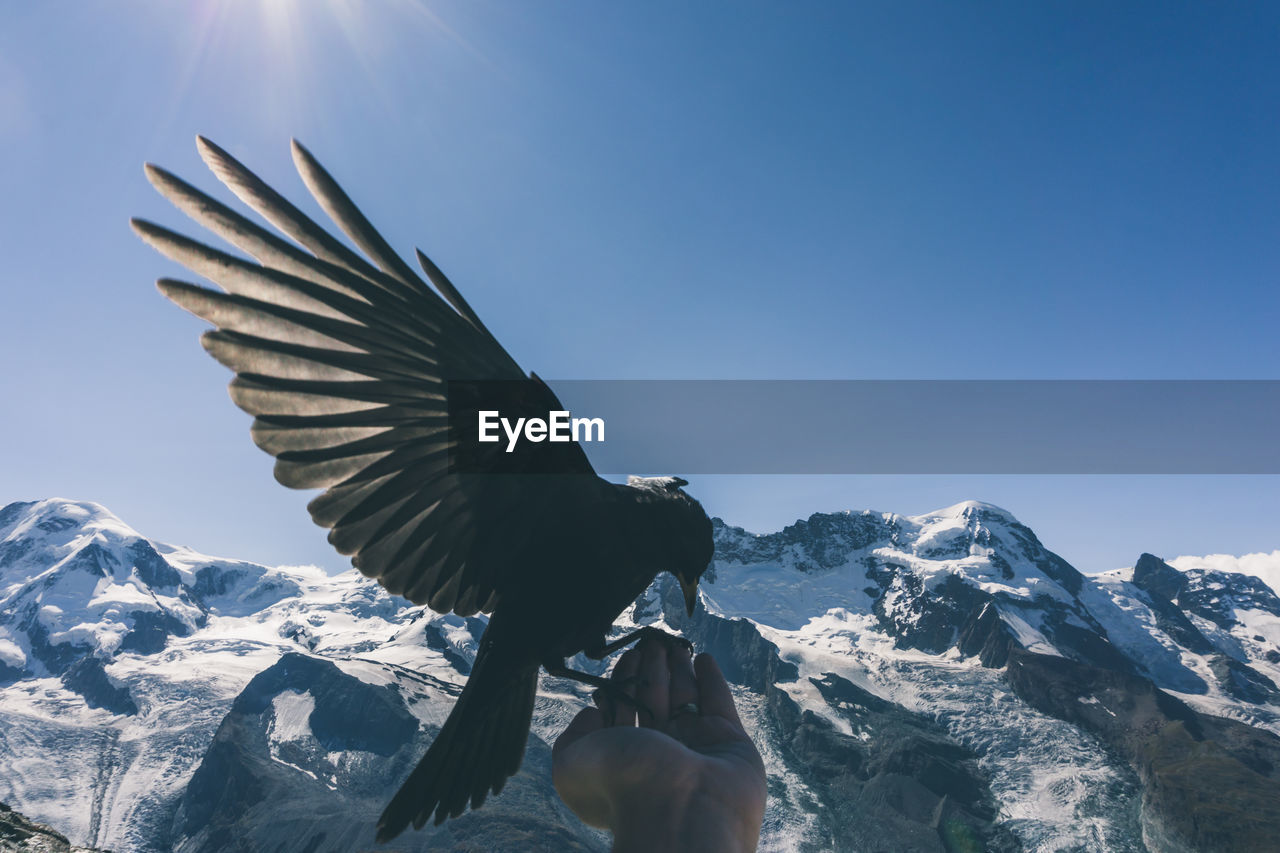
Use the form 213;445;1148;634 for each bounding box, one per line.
135;137;600;616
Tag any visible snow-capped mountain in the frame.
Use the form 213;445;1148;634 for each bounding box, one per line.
703;504;1280;851
2;498;1279;852
707;503;1280;720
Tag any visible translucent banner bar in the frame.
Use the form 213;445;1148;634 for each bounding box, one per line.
448;380;1280;474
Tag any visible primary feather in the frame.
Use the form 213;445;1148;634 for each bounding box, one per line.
136;137;578;614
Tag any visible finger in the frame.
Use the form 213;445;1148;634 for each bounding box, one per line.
591;688;613;722
550;708;611;828
694;653;743;728
665;643;702;740
636;633;670;729
610;646;641;727
666;643;699;714
553;707;604;761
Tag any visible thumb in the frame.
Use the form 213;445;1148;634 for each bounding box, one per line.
554;707;604;761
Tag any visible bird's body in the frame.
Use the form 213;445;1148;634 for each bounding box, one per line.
381;480;706;835
504;482;695;661
136;139;713;839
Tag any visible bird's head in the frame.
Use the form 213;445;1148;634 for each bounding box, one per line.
627;476;714;616
672;536;714;617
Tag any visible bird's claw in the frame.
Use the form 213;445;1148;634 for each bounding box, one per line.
635;626;693;653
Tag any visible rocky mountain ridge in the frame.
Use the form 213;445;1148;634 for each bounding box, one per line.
2;498;1279;851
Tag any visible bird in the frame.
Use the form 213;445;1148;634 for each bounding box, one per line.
132;137;714;840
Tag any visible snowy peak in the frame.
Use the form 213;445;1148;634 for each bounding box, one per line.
1132;552;1187;600
1088;551;1280;712
0;499;154;588
0;500;207;685
1169;550;1280;599
713;500;1080;598
707;505;1280;712
711;510;900;573
0;497;128;539
707;500;1100;667
910;498;1021;526
0;499;346;714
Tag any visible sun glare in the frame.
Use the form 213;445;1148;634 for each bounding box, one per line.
160;0;479;136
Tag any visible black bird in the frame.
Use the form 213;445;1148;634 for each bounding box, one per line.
133;138;714;839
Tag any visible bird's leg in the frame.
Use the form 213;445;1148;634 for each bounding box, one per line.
583;625;693;660
542;658;653;724
554;628;692;725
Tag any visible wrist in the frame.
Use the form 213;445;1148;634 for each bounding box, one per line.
609;777;760;853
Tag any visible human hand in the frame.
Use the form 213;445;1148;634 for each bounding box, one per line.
552;637;767;853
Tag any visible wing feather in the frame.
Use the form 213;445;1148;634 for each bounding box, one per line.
275;452;395;490
143;163;373;304
198;136;409;299
290;141;430;296
201;333;373;383
141;138;601;611
229;378;384;417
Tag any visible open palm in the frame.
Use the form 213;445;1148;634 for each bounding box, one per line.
553;638;766;852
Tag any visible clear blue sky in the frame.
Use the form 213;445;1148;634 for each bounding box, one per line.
1;1;1276;574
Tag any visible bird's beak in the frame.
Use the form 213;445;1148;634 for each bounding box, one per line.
679;575;699;617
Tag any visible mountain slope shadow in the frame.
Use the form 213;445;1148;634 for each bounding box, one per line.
1006;649;1280;853
173;653;604;853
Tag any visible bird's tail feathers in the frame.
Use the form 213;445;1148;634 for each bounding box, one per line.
376;651;539;841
